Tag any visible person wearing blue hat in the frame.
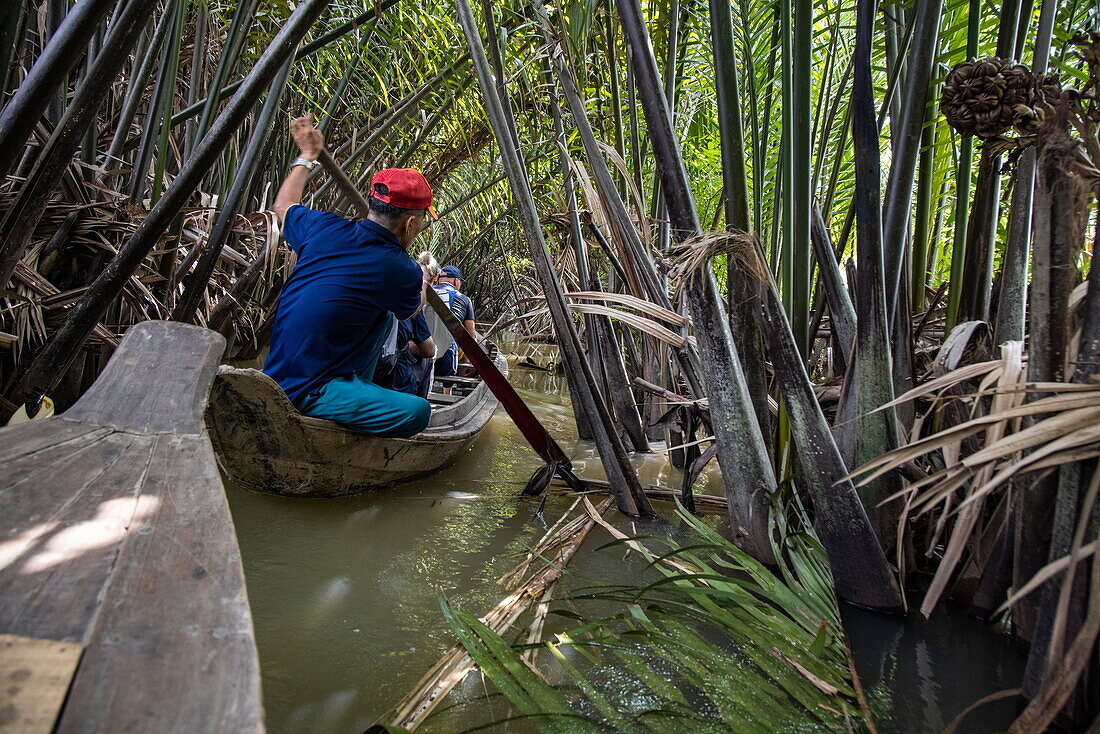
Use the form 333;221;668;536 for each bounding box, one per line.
432;265;476;379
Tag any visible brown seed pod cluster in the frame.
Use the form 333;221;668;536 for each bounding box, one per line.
941;57;1042;139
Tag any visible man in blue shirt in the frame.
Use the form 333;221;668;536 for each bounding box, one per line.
433;265;476;378
265;115;434;437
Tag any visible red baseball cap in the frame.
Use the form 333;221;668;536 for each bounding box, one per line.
370;168;438;219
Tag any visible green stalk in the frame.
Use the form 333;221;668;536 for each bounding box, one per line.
615;0;777;561
545;56;599;442
755;257;904;611
1005;0;1067;664
791;0;812;357
833;0;902;547
882;0;943;322
0;0;117;182
111;0;402;154
993;0;1056;344
709;0;770;442
811;202;856;369
882;3;902;145
479;0;520;153
182;0;209;160
192;0;260;145
709;0;749;228
395;82;471;166
149;0;187;204
311;59;469;198
536;4;705;402
625;47;644;203
0;0;158;288
128;0;183;203
809;3;843;176
101;6;175;177
910;107;937;312
825;11;920;264
733;0;767;233
779;0;794;319
45;0;67;125
604;0;626;162
956;0;1022;325
172;57;293;323
944;0;981;331
811;17;851;197
944;140;973;330
457;0;653;517
318;49;362;135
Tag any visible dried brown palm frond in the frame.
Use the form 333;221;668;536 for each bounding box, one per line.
493;302;687;348
848;341;1100;616
1005;460;1100;734
591;140;651;248
564;290;686;326
664;229;765;295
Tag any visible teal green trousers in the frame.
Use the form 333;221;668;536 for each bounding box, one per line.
297;314;431;438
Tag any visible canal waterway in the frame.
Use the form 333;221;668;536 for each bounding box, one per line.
225;359;1025;733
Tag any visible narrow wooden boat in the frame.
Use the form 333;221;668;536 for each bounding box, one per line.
205;358;505;497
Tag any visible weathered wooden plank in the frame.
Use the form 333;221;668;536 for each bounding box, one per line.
0;321;260;732
63;321;225;435
57;435;263;734
437;375;481;386
0;634;83;734
0;427;122;528
0;419;105;465
0;435;151;642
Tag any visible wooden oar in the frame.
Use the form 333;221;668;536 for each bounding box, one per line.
316;150;578;474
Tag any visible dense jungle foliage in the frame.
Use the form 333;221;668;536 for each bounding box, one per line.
1;0;1099;730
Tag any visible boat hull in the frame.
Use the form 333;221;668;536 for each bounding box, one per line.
205;362;502;497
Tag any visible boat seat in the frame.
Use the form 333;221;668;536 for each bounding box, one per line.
427;392;462;405
438;375;481;386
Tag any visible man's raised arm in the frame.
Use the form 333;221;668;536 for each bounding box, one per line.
273;114;323;223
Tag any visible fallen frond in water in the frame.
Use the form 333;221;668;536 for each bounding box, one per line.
434;499;873;732
384;496;614;731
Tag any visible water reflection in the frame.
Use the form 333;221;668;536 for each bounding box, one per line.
844;597;1025;733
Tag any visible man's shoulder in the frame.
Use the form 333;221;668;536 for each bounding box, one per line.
389;251;421;277
283;206;355;249
285;204;351;229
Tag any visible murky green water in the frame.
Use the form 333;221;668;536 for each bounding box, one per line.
225;366;720;732
225;361;1024;733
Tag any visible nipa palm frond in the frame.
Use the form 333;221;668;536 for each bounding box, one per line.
437;499;870;733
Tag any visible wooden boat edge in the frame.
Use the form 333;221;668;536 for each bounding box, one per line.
206;358;505;498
